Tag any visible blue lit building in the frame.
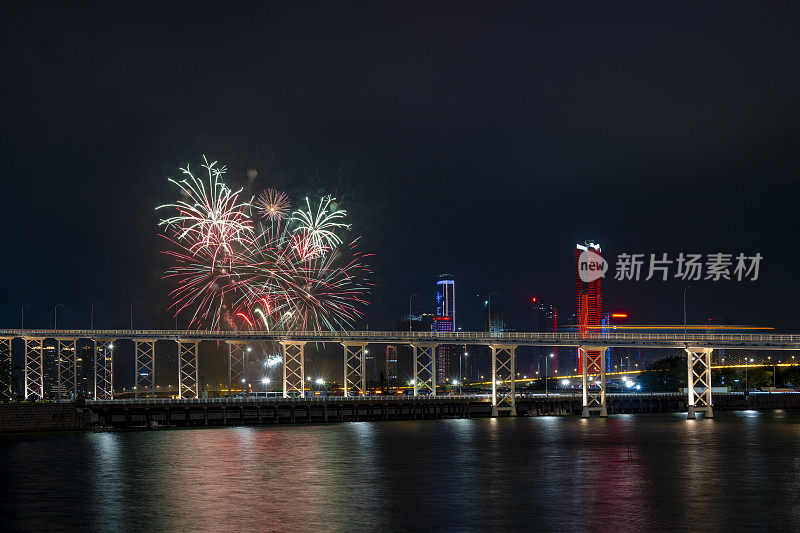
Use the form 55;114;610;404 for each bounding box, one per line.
435;274;455;383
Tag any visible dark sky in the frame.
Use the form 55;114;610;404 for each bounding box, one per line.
2;1;799;333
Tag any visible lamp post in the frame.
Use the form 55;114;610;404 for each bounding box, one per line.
683;285;691;342
54;303;64;330
745;357;753;393
460;348;468;395
408;294;419;332
21;304;31;329
130;301;139;330
769;356;776;388
90;302;100;330
546;353;554;397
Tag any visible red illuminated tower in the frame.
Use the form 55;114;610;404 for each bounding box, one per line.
575;242;603;371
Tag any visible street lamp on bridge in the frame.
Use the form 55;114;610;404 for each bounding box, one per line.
130;301;139;329
545;353;554;397
90;302;100;330
683;285;691;341
408;293;419;331
21;303;31;329
54;304;64;330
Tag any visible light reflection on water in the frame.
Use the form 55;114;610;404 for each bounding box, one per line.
3;411;800;531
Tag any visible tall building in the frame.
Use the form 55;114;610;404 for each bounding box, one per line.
602;310;641;372
483;299;505;334
482;297;505;384
531;295;558;374
435;274;455;383
365;348;377;384
43;341;57;400
576;241;603;371
79;343;93;397
385;345;398;384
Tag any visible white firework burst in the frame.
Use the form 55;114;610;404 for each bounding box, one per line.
255;188;291;221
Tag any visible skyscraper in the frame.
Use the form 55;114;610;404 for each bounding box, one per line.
531;295;558;374
365;348;377;384
483;299;505;334
435;274;455;383
482;297;505;384
385;345;398;385
575;241;603;371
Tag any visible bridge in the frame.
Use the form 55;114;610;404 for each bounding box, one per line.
3;328;800;420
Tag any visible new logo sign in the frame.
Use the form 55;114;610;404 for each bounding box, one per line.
578;250;608;283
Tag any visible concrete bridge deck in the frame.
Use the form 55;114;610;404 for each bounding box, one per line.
84;393;800;429
5;328;800;349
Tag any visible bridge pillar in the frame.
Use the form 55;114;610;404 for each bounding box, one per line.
177;340;199;399
56;338;78;401
580;346;608;418
280;341;306;398
93;339;115;400
490;344;517;416
1;337;13;400
686;348;714;419
227;341;247;397
135;340;156;399
341;342;368;397
411;343;437;397
24;337;44;400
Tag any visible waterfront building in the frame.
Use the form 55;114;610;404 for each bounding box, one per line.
435;274;455;383
531;295;558;374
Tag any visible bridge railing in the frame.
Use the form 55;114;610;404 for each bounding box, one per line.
87;394;491;405
4;329;800;344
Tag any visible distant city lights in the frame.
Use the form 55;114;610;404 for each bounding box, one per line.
263;355;282;368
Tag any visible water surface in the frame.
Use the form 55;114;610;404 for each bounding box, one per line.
3;411;800;531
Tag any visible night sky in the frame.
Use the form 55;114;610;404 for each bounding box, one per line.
2;1;799;333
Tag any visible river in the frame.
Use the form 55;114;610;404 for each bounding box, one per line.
3;411;800;531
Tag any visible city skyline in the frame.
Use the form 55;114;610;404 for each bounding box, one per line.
3;3;799;531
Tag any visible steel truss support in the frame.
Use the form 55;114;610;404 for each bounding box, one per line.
135;340;156;399
411;343;437;397
177;340;199;399
0;337;12;399
94;338;115;400
56;338;77;401
281;341;306;398
342;342;368;396
686;347;714;419
24;338;44;400
491;344;517;416
581;346;608;418
227;340;247;397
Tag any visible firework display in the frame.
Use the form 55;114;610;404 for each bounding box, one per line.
157;156;372;331
254;188;291;221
